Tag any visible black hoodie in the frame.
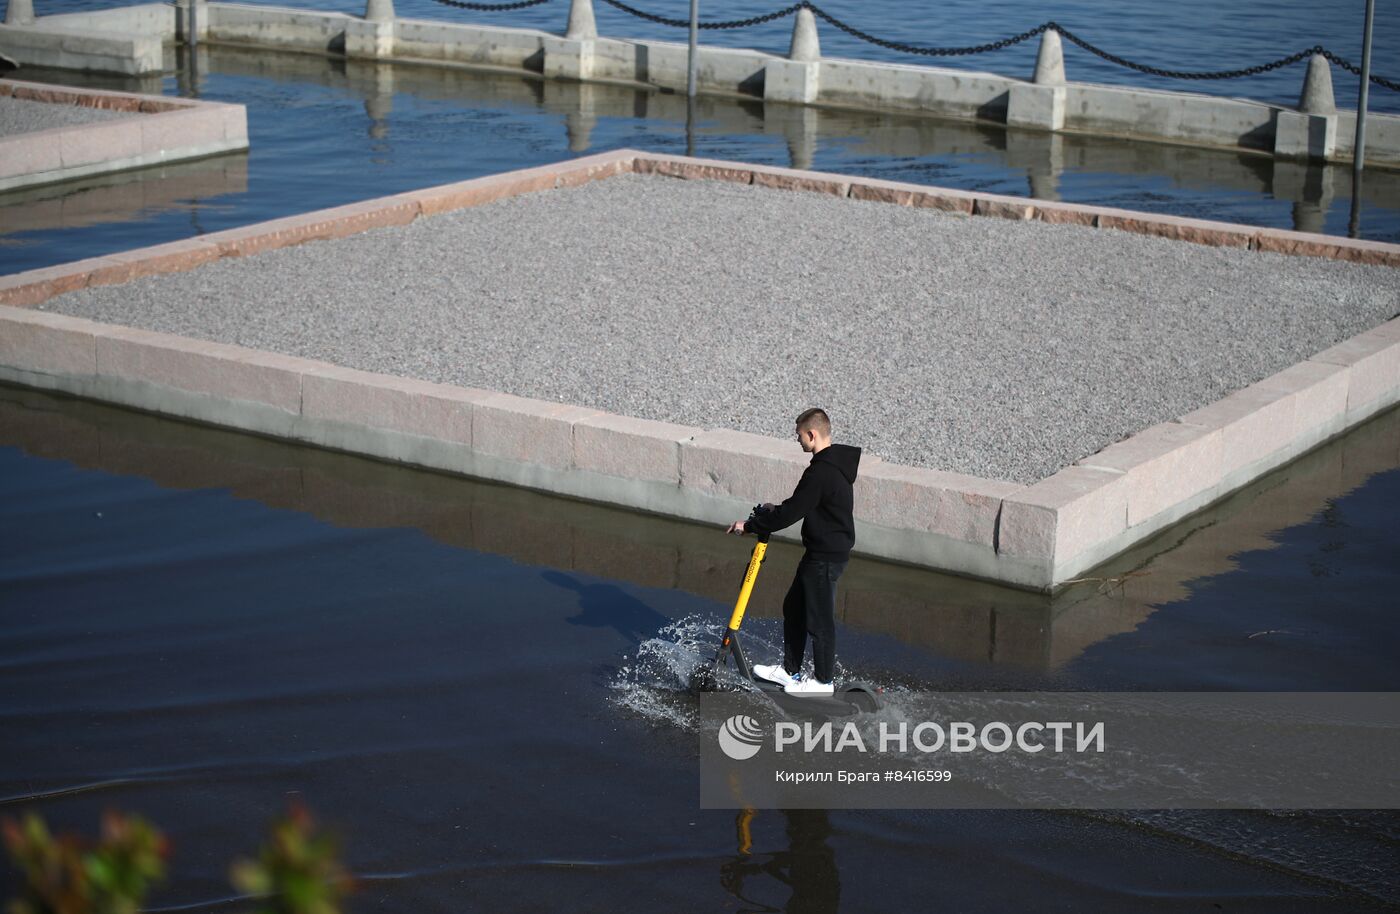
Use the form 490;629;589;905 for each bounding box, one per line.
745;443;862;561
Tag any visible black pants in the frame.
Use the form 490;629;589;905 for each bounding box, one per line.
782;555;846;684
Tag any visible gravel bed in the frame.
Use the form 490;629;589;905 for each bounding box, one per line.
0;96;134;137
39;174;1400;485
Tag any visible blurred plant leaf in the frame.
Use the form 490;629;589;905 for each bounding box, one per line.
230;802;352;914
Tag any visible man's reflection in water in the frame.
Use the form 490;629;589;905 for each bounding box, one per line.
721;808;840;914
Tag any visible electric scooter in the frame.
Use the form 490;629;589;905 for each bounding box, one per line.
690;504;882;717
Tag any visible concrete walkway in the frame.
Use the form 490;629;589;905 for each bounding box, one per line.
34;173;1400;485
0;95;132;137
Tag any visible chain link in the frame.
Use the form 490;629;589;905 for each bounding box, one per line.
1318;49;1400;93
806;3;1048;56
595;0;801;30
428;0;551;11
1054;26;1317;80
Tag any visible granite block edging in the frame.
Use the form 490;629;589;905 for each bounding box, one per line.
0;78;250;193
2;153;1399;590
0;149;640;305
7;149;1395;308
0;300;1040;584
626;152;1400;265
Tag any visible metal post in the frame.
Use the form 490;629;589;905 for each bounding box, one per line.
687;0;698;98
686;92;696;157
1348;0;1374;237
189;0;198;51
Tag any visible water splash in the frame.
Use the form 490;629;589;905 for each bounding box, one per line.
607;615;797;730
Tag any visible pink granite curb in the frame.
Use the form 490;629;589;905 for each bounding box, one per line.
680;428;809;503
0;81;186;113
575;412;700;485
2;152;1398;591
8;149;1395;312
855;462;1021;546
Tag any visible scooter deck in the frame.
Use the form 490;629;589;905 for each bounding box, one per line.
748;674;875;718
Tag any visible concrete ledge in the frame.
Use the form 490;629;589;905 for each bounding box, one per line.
0;79;249;193
574;412;698;485
0;21;162;75
1258;360;1352;448
1312;320;1400;421
96;325;305;415
1077;420;1224;528
0;307;97;377
1;153;1397;592
998;465;1128;575
303;363;480;446
472;391;600;471
855;461;1020;548
680;428;808;504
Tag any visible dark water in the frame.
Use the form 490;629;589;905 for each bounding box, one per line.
3;0;1400;276
2;385;1398;910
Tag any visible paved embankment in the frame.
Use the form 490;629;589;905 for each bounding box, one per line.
0;95;133;136
34;173;1400;485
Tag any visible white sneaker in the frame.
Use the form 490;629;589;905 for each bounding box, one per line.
753;664;798;688
784;674;835;696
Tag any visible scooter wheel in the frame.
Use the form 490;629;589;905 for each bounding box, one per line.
841;683;882;713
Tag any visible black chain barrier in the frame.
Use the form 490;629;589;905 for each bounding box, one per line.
424;0;1400;92
807;4;1049;56
595;0;801;30
429;0;551;10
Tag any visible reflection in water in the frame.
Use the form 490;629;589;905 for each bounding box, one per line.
0;154;248;237
722;808;839;914
0;382;1395;687
546;569;671;646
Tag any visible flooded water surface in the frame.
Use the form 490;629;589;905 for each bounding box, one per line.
2;386;1398;911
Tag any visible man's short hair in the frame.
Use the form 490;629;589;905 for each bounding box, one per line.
795;408;831;436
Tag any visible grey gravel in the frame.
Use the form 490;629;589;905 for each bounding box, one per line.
0;96;134;137
41;175;1400;485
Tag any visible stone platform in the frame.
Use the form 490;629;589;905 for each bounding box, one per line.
0;150;1396;591
0;78;248;192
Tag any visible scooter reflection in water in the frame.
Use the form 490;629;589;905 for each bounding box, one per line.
720;807;840;914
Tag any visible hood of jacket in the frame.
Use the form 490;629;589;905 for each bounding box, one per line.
812;443;861;483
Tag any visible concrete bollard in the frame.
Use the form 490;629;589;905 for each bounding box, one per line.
1032;29;1066;85
1007;30;1067;130
1298;53;1336;114
1275;54;1338;161
4;0;36;27
346;0;394;58
565;0;596;41
788;7;819;63
543;0;597;80
763;7;820;104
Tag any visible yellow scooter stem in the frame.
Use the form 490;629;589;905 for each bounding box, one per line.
725;540;768;633
702;538;767;684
